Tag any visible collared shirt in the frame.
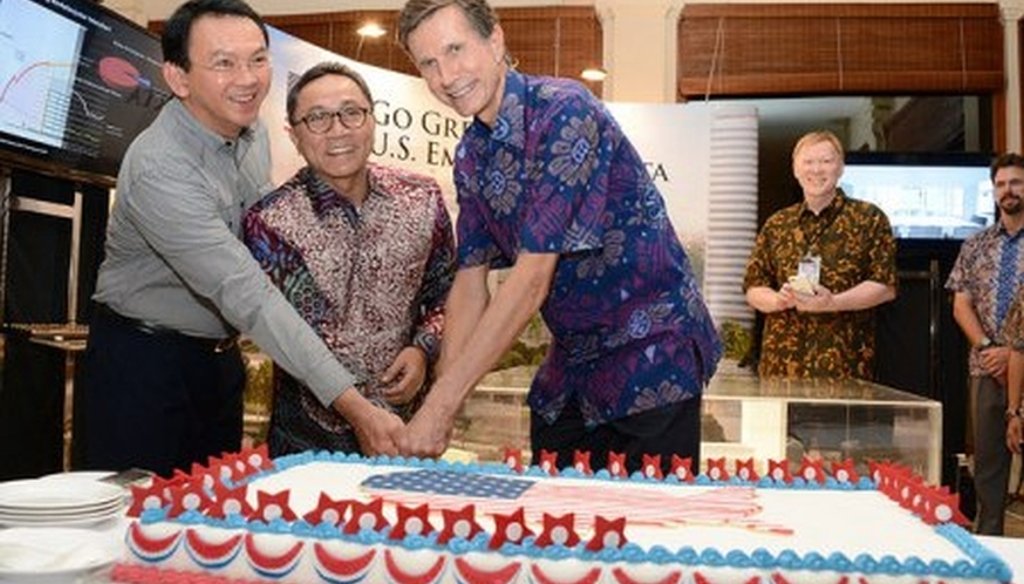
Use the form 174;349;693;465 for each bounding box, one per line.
1003;294;1024;351
243;164;455;436
94;99;357;405
743;191;897;379
946;222;1024;375
454;70;722;427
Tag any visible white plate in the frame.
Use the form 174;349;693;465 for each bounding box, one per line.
0;479;123;511
0;505;123;528
0;499;122;517
37;471;116;484
0;526;119;582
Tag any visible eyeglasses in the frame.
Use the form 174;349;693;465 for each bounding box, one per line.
295;107;371;134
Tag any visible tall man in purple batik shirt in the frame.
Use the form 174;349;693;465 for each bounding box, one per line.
396;0;722;475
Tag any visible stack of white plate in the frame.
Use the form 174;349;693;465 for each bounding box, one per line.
0;478;124;528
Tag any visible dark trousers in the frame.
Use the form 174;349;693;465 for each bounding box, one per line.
80;305;245;478
970;375;1011;535
266;375;360;458
531;395;702;476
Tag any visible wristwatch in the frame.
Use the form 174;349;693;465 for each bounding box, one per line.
977;336;995;350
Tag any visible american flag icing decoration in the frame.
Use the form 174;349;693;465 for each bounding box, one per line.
359;467;790;533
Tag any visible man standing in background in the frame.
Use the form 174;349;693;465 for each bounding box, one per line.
744;130;897;379
947;152;1024;535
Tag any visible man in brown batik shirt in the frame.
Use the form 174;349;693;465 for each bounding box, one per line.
743;130;897;379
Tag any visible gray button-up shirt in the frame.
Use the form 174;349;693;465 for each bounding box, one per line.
94;99;357;405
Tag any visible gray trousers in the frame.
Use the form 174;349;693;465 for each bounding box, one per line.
970;375;1011;535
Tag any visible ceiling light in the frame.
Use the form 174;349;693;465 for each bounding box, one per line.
357;23;387;38
580;67;607;82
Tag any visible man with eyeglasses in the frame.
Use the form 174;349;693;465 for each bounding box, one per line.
82;1;402;477
947;152;1024;535
242;61;455;456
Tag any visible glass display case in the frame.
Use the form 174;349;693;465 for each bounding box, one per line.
453;368;942;484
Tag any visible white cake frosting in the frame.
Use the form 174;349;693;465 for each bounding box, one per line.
115;449;1014;584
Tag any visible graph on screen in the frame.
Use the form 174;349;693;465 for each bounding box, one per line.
0;0;85;149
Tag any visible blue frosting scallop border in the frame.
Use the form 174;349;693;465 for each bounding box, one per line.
138;451;1013;582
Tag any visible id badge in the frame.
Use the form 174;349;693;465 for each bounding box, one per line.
798;254;822;287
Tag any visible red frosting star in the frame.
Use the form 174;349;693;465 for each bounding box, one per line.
126;482;168;517
503;448;524;473
534;513;581;548
798;456;826;484
735;458;759;482
767;459;792;483
892;472;924;509
302;493;352;527
220;452;256;482
606;451;628;479
869;460;902;493
437;505;483;545
253;489;297;523
670;455;694;482
572;450;593;475
489;508;533;549
208;482;253;520
238;443;274;472
829;459;859;484
706;457;730;481
641;454;663;480
586;516;627;551
389;504;434;540
344;498;388;534
167;480;214;519
921;489;970;526
188;462;218;492
538;449;559;476
207;458;243;485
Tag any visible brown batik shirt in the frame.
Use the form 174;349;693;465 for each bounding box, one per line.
1005;294;1024;351
743;190;897;379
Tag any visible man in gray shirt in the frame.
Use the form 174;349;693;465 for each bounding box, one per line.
82;0;402;477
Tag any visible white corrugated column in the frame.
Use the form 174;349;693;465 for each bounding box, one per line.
704;105;758;331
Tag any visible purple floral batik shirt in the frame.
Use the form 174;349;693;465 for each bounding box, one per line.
454;70;722;428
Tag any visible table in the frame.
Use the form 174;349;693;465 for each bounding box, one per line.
6;323;89;471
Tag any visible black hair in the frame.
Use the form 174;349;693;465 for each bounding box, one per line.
286;62;374;124
161;0;268;71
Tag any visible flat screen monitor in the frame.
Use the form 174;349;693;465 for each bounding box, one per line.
0;0;170;183
840;152;994;240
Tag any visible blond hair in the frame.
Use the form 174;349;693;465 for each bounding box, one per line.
792;130;845;161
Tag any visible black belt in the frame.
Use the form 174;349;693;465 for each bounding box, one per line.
94;303;239;353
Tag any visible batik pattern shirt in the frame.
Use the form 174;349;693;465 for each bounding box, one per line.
947;223;1024;375
743;191;897;379
244;164;455;444
454;70;722;427
1003;295;1024;351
